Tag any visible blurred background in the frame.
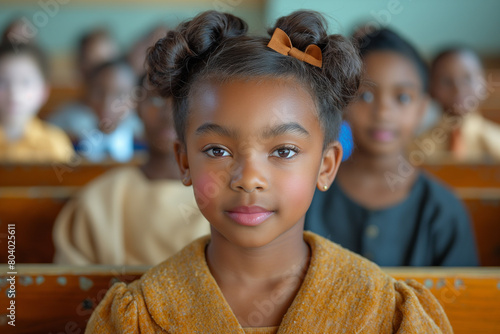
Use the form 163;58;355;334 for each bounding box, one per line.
1;0;499;85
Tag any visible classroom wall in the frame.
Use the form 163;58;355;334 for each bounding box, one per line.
1;0;499;83
0;0;266;83
0;0;266;54
265;0;500;59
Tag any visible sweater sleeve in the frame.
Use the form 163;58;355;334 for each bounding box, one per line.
392;279;453;333
85;282;140;333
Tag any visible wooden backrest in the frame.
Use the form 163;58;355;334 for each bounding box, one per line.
38;86;83;120
388;268;500;334
422;164;500;188
0;164;118;187
462;196;500;266
0;265;146;333
0;187;75;263
0;266;498;334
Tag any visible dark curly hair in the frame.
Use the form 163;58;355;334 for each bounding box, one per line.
147;10;362;148
355;28;428;92
0;42;49;80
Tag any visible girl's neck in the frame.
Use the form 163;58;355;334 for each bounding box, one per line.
141;152;180;181
206;222;310;285
337;150;419;209
338;150;419;193
342;151;404;178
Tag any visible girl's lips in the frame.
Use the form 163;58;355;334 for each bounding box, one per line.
226;206;274;227
370;129;396;142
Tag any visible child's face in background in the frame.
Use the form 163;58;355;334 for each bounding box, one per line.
347;51;427;157
0;54;48;130
176;78;339;249
430;52;485;115
88;66;136;134
138;91;176;155
80;36;119;83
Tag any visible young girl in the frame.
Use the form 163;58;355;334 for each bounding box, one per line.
0;42;74;163
53;76;209;265
86;11;452;332
306;29;478;267
416;47;500;161
50;59;143;162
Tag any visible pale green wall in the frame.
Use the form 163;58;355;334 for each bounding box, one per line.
265;0;500;58
0;2;264;55
1;0;499;59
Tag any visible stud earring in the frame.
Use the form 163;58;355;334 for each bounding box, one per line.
323;185;328;191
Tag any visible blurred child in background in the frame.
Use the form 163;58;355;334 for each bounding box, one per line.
0;42;74;163
127;24;168;77
48;29;121;141
76;28;120;85
50;58;142;162
1;17;38;46
414;47;500;162
306;29;478;266
53;75;209;265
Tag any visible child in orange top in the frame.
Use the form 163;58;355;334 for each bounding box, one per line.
86;11;452;333
0;42;74;163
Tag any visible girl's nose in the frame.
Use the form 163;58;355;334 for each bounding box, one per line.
373;95;393;121
230;157;268;193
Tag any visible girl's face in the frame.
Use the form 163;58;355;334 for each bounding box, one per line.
0;55;48;129
138;92;176;155
347;51;427;158
175;78;340;249
430;52;485;115
88;66;136;133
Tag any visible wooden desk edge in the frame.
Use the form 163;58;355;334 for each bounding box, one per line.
1;265;500;277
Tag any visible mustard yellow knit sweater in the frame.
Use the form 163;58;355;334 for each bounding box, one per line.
86;232;452;333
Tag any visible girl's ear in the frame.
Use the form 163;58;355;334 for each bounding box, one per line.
174;140;192;186
316;141;343;191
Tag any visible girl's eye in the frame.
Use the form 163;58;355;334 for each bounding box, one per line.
397;93;411;104
360;91;374;103
270;147;298;159
204;147;231;157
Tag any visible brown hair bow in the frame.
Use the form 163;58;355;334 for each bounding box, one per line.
267;28;323;68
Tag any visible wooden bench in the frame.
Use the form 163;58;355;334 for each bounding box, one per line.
423;164;500;188
0;265;146;333
0;187;76;263
0;265;498;333
0;161;147;187
460;194;500;266
0;164;122;187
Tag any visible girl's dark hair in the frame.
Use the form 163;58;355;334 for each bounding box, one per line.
87;57;135;83
0;42;49;80
147;10;362;147
431;46;483;73
355;28;428;92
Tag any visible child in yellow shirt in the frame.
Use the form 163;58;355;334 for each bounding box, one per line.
0;42;74;163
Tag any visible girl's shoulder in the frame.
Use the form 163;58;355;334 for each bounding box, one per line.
284;232;453;333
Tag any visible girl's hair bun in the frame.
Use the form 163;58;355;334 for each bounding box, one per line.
147;11;248;97
269;10;329;52
270;10;361;111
